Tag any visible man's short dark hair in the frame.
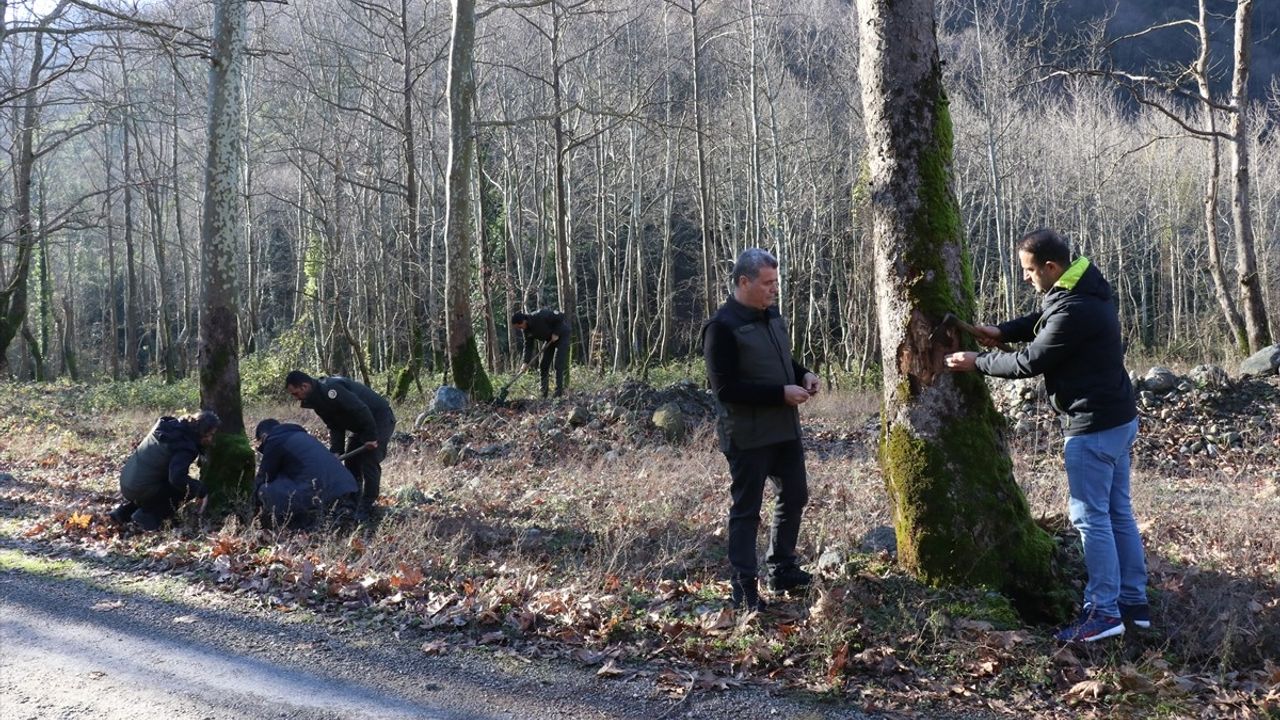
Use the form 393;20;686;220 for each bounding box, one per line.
511;312;530;325
180;410;221;436
285;370;314;388
1018;229;1072;267
731;248;779;285
254;418;280;441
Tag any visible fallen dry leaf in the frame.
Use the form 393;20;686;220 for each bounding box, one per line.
92;600;124;611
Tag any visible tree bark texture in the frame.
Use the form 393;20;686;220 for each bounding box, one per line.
443;0;493;399
199;0;254;502
1229;0;1272;352
856;0;1070;619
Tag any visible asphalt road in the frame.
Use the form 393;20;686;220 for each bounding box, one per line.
0;549;874;720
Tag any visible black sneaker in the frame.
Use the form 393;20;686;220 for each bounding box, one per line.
1119;602;1151;629
730;575;766;611
768;565;813;593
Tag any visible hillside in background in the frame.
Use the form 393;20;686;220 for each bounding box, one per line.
1060;0;1279;99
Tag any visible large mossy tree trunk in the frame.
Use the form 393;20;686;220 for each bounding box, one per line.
856;0;1071;620
442;0;493;400
198;0;254;506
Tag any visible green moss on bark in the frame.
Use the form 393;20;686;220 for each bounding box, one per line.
452;333;493;401
202;431;254;513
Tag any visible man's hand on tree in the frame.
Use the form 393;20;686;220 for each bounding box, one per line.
944;352;978;372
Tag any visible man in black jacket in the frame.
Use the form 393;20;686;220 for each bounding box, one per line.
512;309;571;398
109;411;220;531
702;248;820;611
253;419;358;529
285;371;396;521
945;228;1147;644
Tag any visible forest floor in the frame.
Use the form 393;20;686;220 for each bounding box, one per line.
0;370;1278;719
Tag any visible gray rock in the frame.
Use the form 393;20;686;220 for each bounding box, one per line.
463;443;507;459
429;386;469;413
0;473;14;485
1176;380;1194;393
604;405;627;423
1141;367;1179;394
1239;344;1280;377
567;406;591;427
816;547;846;574
1188;364;1230;390
1225;432;1243;447
651;402;687;442
859;525;897;555
438;434;466;467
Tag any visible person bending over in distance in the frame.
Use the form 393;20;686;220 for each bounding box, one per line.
511;309;571;399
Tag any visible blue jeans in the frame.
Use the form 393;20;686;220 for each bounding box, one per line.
1063;417;1146;618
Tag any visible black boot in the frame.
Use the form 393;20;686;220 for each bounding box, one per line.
108;502;137;525
768;565;813;593
730;575;766;611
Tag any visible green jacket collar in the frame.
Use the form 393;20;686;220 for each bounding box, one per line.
1054;256;1090;290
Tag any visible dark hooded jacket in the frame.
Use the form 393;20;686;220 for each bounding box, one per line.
299;377;396;455
520;309;570;363
701;296;811;452
255;423;357;523
976;257;1136;436
120;417;207;503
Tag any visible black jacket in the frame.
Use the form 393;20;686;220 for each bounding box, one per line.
520;309;570;363
300;377;396;454
976;257;1136;436
255;423;358;519
119;417;207;503
702;296;810;452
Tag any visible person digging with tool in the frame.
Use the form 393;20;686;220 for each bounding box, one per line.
109;411;220;531
943;228;1148;644
285;371;396;523
511;309;571;399
252;419;358;530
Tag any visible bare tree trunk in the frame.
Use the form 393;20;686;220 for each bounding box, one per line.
443;0;493;398
199;0;254;504
857;0;1069;617
1193;0;1249;351
1228;0;1272;351
0;31;45;370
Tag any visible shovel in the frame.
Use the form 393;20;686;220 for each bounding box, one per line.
495;343;554;403
338;443;374;462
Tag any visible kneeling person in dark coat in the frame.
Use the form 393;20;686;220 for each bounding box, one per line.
110;411;220;531
254;419;359;530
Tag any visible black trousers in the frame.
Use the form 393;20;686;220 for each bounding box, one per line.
345;426;392;511
724;438;808;580
539;333;570;397
116;484;186;530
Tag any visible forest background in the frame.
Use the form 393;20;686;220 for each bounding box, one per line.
2;0;1278;389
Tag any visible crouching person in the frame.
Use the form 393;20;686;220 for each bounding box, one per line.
110;411;220;531
253;419;358;530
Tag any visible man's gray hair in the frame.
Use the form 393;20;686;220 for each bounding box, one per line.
731;248;778;285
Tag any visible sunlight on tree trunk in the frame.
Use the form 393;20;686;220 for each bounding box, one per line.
199;0;254;506
857;0;1072;620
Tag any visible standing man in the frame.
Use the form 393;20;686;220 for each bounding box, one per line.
285;371;395;522
702;248;819;611
511;309;571;399
944;228;1147;643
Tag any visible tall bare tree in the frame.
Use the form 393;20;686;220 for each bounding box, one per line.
442;0;492;398
856;0;1070;615
198;0;254;501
